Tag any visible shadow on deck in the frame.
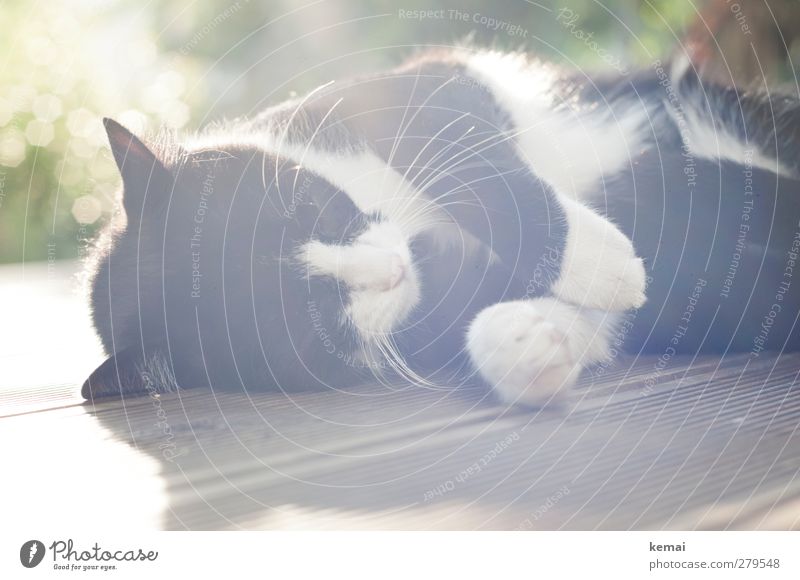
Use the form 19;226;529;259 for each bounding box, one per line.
2;261;799;530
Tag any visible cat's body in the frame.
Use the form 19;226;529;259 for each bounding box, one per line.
85;48;800;406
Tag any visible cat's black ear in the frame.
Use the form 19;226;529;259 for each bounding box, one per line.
103;117;173;219
82;346;174;400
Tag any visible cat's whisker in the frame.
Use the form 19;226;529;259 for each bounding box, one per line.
397;164;529;233
387;74;458;176
396;125;499;204
375;331;445;390
88;47;800;413
411;109;566;201
380;74;465;220
270;80;336;215
391;124;502;225
290;97;344;196
411;130;514;196
381;67;424;177
390;110;471;217
392;164;524;233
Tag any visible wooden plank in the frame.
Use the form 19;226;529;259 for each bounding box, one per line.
2;262;799;530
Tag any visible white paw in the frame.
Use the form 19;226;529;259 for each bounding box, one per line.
551;197;646;311
466;299;593;406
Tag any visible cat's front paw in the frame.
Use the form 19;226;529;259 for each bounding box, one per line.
466;298;588;406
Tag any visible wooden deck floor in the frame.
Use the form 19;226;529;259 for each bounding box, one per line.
2;261;799;530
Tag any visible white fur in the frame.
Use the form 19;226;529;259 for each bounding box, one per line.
285;150;446;237
188;132;432;339
188;62;649;400
187;129;452;236
466;50;649;199
467;298;615;406
179;51;799;407
668;103;788;175
299;221;421;337
187;132;491;341
292;150;494;256
461;50;646;402
668;57;790;176
465;51;649;312
283;152;426;337
551;196;647;311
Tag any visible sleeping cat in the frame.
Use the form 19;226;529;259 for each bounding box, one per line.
83;48;800;406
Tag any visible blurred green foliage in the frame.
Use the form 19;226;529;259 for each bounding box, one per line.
0;0;795;263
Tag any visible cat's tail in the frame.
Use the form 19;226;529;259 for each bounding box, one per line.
666;53;800;177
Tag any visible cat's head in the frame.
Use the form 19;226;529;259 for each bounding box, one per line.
85;119;422;397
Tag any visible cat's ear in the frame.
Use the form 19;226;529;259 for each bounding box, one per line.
82;347;174;400
103;117;173;218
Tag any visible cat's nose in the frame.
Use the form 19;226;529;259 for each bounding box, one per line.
386;254;406;290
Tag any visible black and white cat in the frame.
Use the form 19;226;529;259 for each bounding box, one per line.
84;48;800;407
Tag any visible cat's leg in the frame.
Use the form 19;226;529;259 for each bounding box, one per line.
548;196;647;312
418;161;647;312
466;297;619;406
